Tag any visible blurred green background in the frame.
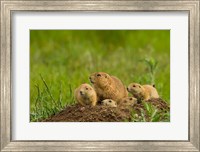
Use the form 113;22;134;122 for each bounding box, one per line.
30;30;170;121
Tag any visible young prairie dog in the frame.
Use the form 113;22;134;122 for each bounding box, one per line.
101;99;117;107
127;83;159;101
119;97;137;107
74;83;97;106
89;72;128;103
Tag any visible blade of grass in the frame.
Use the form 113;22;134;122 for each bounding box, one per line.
34;84;41;111
40;74;56;105
69;83;75;104
58;81;63;109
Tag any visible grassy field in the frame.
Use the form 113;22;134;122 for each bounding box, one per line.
30;30;170;122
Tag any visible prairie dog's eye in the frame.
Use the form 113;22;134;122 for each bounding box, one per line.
85;87;88;90
97;74;101;77
109;100;112;103
133;85;136;87
105;75;107;78
139;86;141;88
130;98;133;100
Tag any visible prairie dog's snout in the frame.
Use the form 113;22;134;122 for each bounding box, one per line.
80;91;83;95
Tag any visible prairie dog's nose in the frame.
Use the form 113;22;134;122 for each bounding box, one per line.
89;76;94;83
80;91;83;95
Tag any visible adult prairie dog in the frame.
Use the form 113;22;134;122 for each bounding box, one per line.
89;72;128;103
74;83;97;106
127;83;159;101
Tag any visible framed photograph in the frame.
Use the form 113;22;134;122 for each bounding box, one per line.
1;0;199;151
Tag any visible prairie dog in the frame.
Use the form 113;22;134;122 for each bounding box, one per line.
120;97;137;107
74;83;97;106
101;99;117;107
89;72;128;103
127;83;159;100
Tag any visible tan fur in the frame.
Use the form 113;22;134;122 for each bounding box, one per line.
89;72;128;103
101;99;117;107
74;83;97;106
127;83;159;100
119;97;137;107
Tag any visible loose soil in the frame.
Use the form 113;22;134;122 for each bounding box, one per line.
43;98;170;122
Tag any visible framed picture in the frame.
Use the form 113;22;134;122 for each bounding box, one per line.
1;0;199;151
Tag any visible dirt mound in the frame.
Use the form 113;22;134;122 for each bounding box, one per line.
146;98;170;111
43;104;131;122
43;98;169;122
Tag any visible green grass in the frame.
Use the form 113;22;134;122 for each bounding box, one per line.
129;102;170;122
30;30;170;122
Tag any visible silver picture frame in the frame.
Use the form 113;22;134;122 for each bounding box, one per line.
1;0;199;151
